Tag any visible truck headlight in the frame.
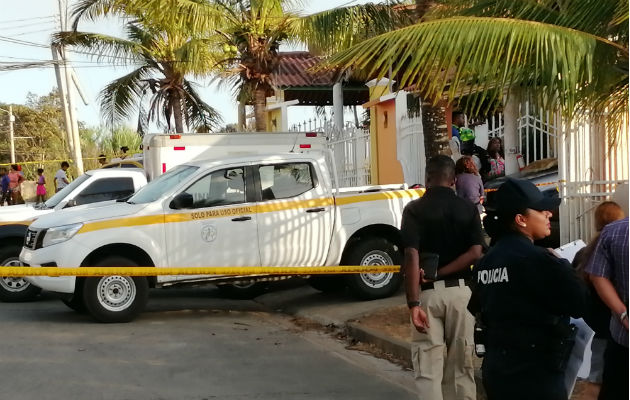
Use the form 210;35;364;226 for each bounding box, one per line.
41;223;83;248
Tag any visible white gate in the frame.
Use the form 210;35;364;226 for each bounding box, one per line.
398;115;425;186
327;126;371;187
558;115;629;244
486;100;558;165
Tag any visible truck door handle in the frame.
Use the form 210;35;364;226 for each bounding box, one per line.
231;216;252;222
306;207;326;213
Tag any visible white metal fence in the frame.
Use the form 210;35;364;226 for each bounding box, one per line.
290;118;371;187
558;115;629;244
486;100;558;165
398;115;425;186
327;127;371;187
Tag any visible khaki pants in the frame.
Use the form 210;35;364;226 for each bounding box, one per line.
411;280;476;400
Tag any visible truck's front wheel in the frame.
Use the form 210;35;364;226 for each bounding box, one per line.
0;245;41;302
344;238;402;300
83;256;148;323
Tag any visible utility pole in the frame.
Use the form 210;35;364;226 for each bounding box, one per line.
8;106;15;164
56;0;84;175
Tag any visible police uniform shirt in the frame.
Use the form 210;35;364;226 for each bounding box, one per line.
401;186;485;280
471;233;588;339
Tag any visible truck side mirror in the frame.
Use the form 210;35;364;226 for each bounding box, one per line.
169;193;193;209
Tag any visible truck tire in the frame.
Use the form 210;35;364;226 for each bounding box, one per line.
0;244;42;302
344;237;403;300
82;256;149;323
61;281;85;312
307;275;346;293
217;281;267;299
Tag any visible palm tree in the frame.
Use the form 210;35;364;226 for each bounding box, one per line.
325;0;628;140
66;0;413;131
54;6;223;133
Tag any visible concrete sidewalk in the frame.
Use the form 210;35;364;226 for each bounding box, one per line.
256;286;412;363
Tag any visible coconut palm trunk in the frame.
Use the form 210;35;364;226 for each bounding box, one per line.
253;86;269;132
172;90;185;133
415;0;449;158
421;100;450;157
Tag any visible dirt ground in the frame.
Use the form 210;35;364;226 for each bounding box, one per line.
354;305;592;400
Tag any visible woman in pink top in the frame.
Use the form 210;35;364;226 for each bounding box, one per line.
8;164;24;205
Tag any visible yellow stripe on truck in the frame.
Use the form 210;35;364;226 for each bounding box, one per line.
0;265;401;277
76;189;423;235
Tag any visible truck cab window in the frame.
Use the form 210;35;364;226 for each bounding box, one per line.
73;178;135;206
183;168;246;208
259;163;314;200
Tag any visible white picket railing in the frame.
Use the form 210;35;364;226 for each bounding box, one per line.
485;100;558;165
398;115;425;186
558;114;629;244
327;126;371;187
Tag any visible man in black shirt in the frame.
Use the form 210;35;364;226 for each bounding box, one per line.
401;155;484;400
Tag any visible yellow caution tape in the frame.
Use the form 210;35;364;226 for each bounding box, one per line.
0;265;401;277
484;180;558;193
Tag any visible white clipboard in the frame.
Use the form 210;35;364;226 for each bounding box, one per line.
554;240;586;263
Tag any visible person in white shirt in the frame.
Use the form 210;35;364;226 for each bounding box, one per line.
54;161;70;193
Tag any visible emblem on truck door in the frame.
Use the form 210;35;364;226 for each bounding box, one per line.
201;224;218;243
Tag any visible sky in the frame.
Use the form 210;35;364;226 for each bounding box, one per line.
0;0;378;131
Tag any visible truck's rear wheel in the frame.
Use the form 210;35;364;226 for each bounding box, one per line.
83;256;148;323
344;238;402;300
0;245;41;302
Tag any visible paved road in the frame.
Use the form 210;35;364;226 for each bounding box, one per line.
0;287;416;400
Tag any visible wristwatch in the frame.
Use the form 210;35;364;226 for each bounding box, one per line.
619;310;628;322
407;301;421;309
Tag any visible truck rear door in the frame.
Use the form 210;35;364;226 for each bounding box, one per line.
254;161;334;267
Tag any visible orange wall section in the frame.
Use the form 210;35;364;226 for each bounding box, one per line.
373;99;404;184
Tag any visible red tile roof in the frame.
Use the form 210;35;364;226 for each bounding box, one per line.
272;52;368;106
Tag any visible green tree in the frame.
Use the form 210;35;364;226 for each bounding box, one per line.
326;0;629;141
66;0;413;131
54;6;223;133
0;90;101;183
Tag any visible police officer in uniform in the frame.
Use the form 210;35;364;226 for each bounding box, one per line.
469;178;588;400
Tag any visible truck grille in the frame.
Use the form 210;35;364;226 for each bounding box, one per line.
24;228;41;250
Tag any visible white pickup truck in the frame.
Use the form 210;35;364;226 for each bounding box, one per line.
0;169;147;302
21;152;423;322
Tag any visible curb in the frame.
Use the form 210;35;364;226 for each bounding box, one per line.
346;321;412;365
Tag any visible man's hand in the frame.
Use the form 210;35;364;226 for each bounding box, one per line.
410;306;429;333
623;317;629;331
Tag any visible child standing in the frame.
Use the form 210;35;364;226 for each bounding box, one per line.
36;168;47;204
0;168;10;206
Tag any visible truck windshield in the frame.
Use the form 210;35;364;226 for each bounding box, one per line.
42;174;90;209
128;165;198;204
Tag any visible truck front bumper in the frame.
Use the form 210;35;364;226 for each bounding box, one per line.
20;242;86;294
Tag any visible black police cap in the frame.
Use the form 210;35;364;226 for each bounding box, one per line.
496;178;560;215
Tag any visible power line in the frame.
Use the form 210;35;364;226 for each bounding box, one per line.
12;28;59;37
0;19;58;31
0;15;57;24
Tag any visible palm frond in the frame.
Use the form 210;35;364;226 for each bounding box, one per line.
98;66;151;127
324;17;625;117
70;0;123;30
52;31;146;66
296;1;414;55
461;0;621;38
182;79;223;131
